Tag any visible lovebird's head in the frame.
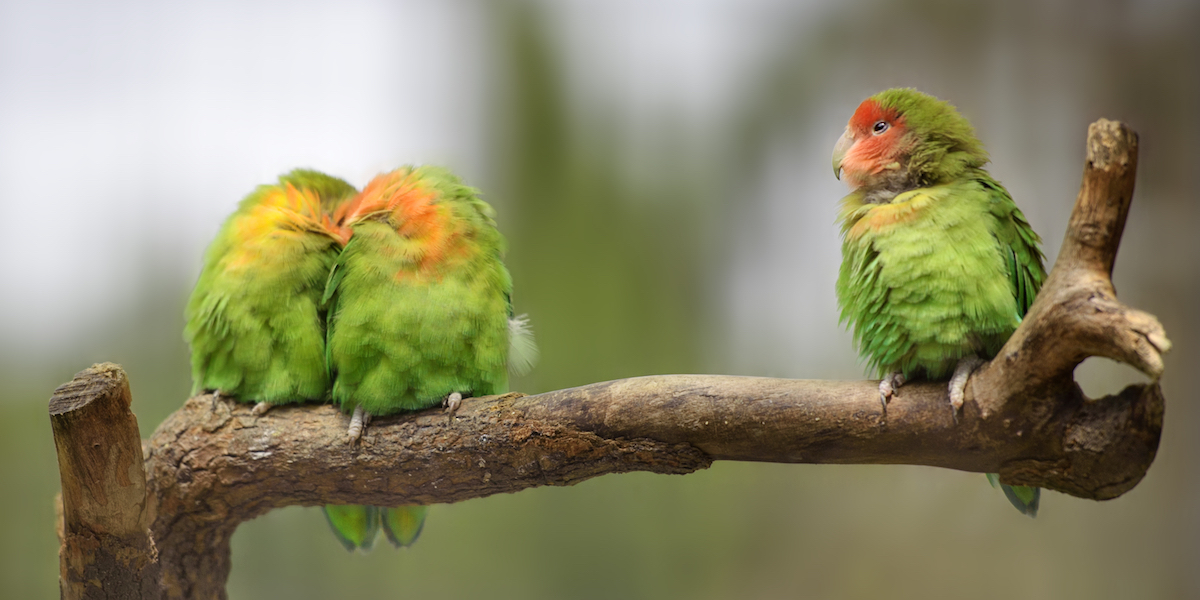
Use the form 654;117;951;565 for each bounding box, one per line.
832;88;988;192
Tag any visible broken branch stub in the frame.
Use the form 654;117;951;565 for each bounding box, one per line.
50;363;161;600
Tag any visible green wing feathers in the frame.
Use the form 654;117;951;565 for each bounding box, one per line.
980;176;1046;319
983;177;1046;517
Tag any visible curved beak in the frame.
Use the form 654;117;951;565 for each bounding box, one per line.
832;127;853;180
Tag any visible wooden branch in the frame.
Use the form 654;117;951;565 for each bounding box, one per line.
969;119;1170;498
983;120;1168;400
50;363;160;600
49;119;1169;599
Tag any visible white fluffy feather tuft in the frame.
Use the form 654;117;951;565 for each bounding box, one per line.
507;314;539;376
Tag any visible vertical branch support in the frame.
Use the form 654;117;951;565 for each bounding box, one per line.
50;363;161;600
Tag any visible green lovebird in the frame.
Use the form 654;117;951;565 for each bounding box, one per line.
184;169;356;408
831;88;1046;516
321;165;537;550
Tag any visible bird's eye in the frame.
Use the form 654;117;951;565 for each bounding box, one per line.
872;121;889;135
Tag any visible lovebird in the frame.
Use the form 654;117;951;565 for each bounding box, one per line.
184;169;355;410
321;165;537;550
831;88;1046;516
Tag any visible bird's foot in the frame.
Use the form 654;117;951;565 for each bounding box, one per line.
347;405;372;444
948;356;985;423
443;392;463;422
251;402;273;417
208;390;230;411
878;372;906;417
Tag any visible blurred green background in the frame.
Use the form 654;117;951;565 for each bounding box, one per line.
2;0;1197;598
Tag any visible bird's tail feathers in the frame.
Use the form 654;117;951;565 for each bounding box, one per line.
986;473;1040;517
381;505;430;548
323;504;381;552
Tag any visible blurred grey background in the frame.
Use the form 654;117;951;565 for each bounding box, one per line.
2;0;1197;598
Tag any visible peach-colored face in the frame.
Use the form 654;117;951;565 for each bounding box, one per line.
834;98;910;189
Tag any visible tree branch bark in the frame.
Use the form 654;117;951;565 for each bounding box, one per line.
49;119;1169;599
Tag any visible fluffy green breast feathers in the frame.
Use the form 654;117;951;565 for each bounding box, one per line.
835;182;1030;379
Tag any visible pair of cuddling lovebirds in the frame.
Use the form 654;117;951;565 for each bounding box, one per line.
184;87;1044;553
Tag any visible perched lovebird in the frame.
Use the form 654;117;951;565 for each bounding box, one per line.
831;88;1046;516
184;170;355;410
321;165;537;550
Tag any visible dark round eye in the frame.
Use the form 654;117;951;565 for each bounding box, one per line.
872;120;889;135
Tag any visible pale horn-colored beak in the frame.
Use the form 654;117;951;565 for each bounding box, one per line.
832;127;853;180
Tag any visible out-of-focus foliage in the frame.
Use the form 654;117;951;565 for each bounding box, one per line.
488;5;713;392
1;0;1197;598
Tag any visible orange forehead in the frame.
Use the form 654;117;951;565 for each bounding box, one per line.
336;170;436;225
338;169;462;273
848;98;903;133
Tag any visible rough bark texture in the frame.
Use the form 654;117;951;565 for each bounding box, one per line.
143;392;709;598
49;120;1168;599
50;363;161;600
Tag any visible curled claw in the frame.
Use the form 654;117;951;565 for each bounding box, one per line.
346;405;371;444
209;390;231;412
948;356;985;423
878;372;906;417
443;392;463;422
251;402;273;417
